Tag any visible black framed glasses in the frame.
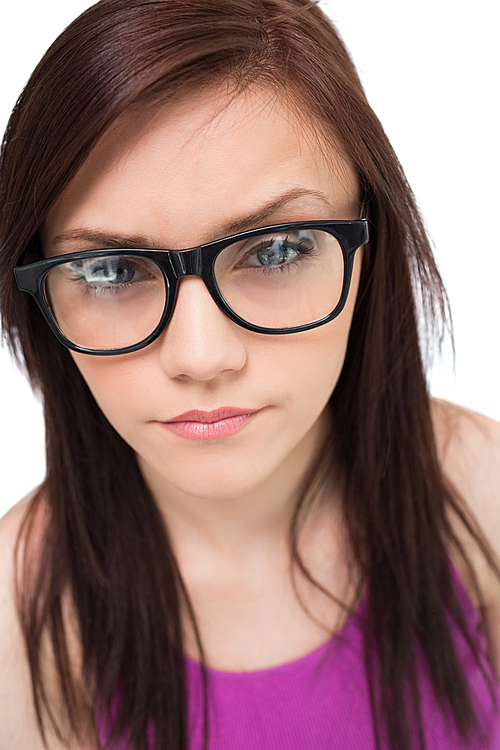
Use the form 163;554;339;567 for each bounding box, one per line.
14;219;368;356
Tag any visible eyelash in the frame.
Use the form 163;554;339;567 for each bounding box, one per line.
235;238;318;273
76;278;135;295
68;271;151;297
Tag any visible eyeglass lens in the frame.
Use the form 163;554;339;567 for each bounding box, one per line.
44;228;344;351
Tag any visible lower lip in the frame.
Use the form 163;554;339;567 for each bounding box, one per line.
158;412;259;440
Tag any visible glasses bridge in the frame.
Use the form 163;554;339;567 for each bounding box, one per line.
168;247;203;278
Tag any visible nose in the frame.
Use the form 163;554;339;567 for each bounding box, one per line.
156;276;247;381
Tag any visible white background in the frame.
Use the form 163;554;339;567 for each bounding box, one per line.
1;0;499;518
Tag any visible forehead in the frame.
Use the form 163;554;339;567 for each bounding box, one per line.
44;85;359;252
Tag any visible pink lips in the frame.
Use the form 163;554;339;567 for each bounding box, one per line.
158;407;261;440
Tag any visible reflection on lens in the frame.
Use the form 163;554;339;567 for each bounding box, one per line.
214;229;344;328
45;255;166;350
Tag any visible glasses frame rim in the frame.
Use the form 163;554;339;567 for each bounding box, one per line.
14;219;369;356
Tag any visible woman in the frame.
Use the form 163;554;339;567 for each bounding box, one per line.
0;1;499;749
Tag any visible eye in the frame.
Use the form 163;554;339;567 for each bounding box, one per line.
67;256;149;286
239;233;316;268
254;238;298;266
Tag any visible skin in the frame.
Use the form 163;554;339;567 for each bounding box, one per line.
43;85;362;584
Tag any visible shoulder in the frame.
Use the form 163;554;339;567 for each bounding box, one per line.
0;491;96;749
431;397;500;476
431;398;500;592
0;490;43;603
0;491;48;748
431;399;500;677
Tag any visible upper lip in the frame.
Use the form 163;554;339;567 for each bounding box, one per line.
163;407;261;424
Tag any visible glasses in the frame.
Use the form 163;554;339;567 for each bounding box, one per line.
14;219;368;356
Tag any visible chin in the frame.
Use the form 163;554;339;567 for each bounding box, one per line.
171;468;271;502
137;450;274;503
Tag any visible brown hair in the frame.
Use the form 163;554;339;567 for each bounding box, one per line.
0;1;499;749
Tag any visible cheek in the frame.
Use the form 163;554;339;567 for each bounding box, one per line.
70;353;147;431
253;303;356;433
294;317;352;396
282;251;361;400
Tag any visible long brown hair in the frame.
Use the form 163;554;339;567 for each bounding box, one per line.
0;1;498;749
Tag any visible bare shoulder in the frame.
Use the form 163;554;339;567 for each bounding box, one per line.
431;397;500;475
431;399;500;677
0;491;96;750
431;399;500;583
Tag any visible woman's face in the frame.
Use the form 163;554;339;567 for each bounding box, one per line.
43;86;362;511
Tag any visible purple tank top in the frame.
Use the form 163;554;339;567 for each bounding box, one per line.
97;559;500;749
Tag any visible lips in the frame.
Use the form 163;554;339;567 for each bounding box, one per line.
157;407;262;440
165;407;260;423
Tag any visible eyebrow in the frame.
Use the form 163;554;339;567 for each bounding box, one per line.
47;187;334;251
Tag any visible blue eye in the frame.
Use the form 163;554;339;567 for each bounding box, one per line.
256;239;298;266
239;233;316;270
69;257;138;285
